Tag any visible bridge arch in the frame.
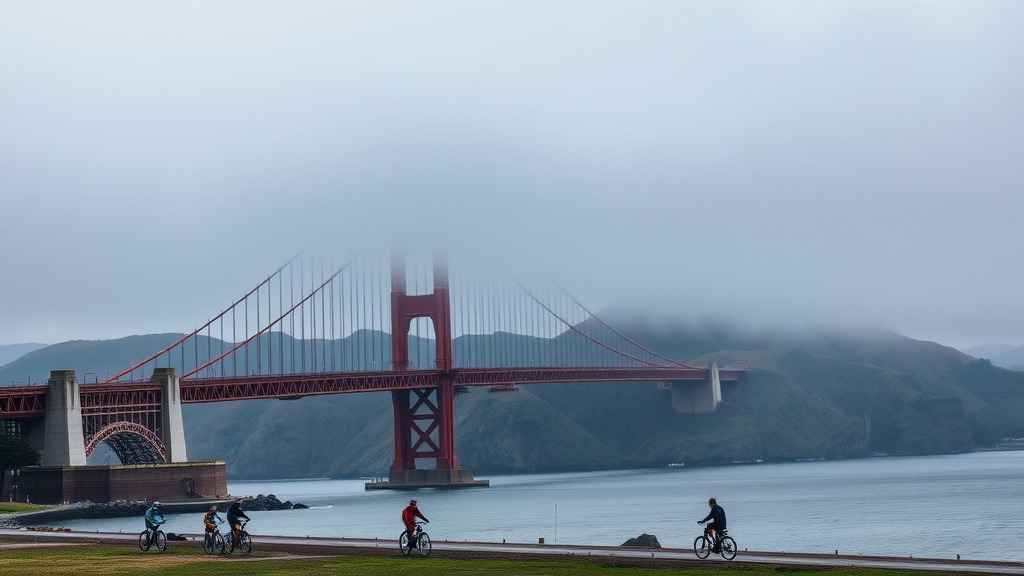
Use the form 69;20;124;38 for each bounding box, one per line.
85;421;166;464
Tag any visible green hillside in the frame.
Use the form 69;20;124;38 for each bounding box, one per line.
3;323;1023;479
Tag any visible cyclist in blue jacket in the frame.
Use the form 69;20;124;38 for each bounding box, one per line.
698;498;726;552
143;501;164;543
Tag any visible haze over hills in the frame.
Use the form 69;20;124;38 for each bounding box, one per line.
0;343;48;370
965;344;1024;371
2;323;1023;480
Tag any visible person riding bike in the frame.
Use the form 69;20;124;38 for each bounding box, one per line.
401;499;429;545
203;505;223;542
226;498;250;551
698;497;727;553
143;501;164;544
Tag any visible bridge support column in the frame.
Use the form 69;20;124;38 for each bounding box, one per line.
369;250;486;490
670;362;721;414
41;370;87;466
153;368;188;463
384;378;485;488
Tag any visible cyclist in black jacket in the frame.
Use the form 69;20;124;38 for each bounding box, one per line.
698;498;727;552
226;498;250;550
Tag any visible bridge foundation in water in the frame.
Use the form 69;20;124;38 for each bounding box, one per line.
365;468;489;490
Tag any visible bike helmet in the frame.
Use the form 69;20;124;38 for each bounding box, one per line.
153;501;161;507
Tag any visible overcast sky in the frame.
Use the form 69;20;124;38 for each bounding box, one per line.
1;0;1021;351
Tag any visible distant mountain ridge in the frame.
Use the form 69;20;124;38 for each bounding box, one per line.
0;343;48;370
3;323;1023;480
965;344;1024;371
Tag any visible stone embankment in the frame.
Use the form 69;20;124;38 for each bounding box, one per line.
0;494;304;528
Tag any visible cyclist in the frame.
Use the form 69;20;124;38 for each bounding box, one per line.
226;498;250;551
203;505;223;543
143;501;164;544
401;499;429;545
698;497;726;553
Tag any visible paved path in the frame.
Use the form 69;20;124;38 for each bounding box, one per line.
3;528;1023;574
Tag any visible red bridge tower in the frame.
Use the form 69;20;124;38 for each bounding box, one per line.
377;251;487;489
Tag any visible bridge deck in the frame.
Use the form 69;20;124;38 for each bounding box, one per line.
0;366;743;416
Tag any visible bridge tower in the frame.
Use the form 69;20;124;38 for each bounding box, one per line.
41;370;87;466
382;250;487;488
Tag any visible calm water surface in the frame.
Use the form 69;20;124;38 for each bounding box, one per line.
48;451;1024;561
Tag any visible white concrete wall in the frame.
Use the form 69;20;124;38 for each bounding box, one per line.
41;370;87;466
155;368;188;463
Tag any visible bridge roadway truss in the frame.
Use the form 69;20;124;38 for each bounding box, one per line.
0;366;745;416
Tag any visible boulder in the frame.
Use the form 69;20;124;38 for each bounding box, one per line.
621;533;661;548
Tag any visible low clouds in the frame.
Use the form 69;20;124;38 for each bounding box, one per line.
1;1;1021;350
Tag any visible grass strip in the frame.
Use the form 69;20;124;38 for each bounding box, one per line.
0;544;941;576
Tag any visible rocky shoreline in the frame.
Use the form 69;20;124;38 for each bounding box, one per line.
0;494;305;528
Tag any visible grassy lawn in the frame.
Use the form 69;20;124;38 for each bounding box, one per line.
0;502;46;513
0;544;939;576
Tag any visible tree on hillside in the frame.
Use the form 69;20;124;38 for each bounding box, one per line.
0;432;40;500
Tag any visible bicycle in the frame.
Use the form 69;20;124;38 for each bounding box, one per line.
225;518;253;555
399;521;432;557
203;527;226;555
694;527;736;560
138;521;167;552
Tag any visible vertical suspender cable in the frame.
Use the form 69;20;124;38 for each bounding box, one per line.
289;261;295;374
329;253;336;372
360;254;367;370
277;267;283;375
256;283;261;375
299;255;306;373
374;252;378;370
219;314;224;377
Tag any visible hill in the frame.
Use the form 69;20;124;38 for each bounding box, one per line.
3;323;1023;479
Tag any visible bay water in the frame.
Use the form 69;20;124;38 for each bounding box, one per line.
43;451;1024;561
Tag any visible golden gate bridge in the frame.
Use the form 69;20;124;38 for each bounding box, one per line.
0;247;743;500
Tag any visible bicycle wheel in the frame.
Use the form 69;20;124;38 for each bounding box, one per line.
138;531;151;551
154;530;167;552
215;532;226;553
416;531;432;557
399;531;411;556
694;535;711;559
203;532;215;554
719;536;737;560
238;532;252;555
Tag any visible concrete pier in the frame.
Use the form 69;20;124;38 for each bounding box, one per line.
365;469;489;490
670;362;722;413
154;368;188;463
40;370;87;467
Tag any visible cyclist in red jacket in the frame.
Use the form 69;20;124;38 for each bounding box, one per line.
402;499;429;544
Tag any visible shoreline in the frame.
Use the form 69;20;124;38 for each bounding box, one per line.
0;494;302;528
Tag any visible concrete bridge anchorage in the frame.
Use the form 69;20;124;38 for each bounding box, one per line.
4;368;225;505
